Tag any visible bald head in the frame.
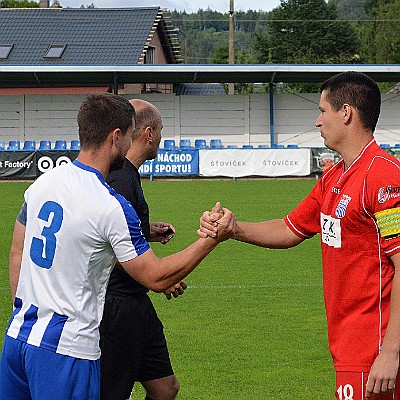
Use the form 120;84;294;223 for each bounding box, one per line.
126;99;163;164
129;99;162;139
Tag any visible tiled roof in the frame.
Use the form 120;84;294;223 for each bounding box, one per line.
174;83;227;95
0;7;179;65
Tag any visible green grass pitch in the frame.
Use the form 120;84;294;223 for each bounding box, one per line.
0;179;335;399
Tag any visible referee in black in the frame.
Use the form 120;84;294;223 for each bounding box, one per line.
100;99;186;400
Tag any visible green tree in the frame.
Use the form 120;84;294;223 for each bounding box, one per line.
1;0;38;6
210;45;258;94
255;0;358;64
170;9;269;63
359;0;400;64
329;0;368;19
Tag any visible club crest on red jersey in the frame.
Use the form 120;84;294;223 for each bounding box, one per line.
335;194;352;218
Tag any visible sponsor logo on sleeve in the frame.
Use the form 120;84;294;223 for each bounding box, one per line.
378;186;400;204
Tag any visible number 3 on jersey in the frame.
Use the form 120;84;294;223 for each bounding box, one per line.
30;201;64;269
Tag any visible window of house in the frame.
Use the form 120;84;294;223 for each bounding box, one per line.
0;44;13;59
144;46;155;64
44;44;66;58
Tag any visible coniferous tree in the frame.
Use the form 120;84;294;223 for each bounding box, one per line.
254;0;359;65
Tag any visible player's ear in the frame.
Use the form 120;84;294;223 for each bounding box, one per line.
343;104;352;122
110;128;122;146
145;126;153;143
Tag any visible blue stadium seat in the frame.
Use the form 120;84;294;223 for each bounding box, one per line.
179;139;191;149
54;140;67;150
242;144;253;149
7;140;21;151
226;145;238;148
273;144;284;149
39;140;51;150
258;144;269;148
210;139;223;149
194;139;207;149
395;144;400;148
0;140;4;151
163;139;176;150
70;140;80;150
286;144;299;148
23;140;36;151
380;143;391;148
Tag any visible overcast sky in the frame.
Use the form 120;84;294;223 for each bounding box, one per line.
60;0;282;13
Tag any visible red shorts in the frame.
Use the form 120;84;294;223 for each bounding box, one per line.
336;371;400;400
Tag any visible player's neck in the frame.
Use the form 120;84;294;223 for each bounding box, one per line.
76;148;112;178
340;135;373;170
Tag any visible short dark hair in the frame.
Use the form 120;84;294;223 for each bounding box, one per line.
320;71;381;132
77;93;135;149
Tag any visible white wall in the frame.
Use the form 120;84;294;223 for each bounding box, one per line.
0;92;399;148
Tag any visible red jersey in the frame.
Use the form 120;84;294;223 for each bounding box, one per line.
285;140;400;371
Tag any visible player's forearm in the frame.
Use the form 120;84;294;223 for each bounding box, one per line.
233;219;302;249
123;236;219;293
153;237;218;291
9;220;25;303
9;254;20;302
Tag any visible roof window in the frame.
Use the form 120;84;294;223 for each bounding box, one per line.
0;44;13;59
44;44;66;58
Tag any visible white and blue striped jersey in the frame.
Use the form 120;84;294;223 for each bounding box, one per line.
7;160;150;360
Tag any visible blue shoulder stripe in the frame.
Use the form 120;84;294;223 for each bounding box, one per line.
72;159;150;255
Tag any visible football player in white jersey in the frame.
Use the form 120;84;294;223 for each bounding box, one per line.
1;92;234;400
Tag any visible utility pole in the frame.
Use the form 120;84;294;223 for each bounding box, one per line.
179;29;188;64
228;0;235;95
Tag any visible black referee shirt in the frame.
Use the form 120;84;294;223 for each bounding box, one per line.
106;159;150;297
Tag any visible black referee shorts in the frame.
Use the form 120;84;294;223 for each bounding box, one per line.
99;292;174;400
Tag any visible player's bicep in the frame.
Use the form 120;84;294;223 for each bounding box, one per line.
105;203;150;262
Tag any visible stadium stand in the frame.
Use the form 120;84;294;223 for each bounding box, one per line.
7;140;20;151
54;140;67;150
0;141;4;151
179;139;191;149
70;140;80;150
380;143;391;148
23;140;36;151
210;139;223;149
194;139;207;149
38;140;51;150
163;139;176;150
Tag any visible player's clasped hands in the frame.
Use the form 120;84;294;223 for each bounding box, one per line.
197;202;237;242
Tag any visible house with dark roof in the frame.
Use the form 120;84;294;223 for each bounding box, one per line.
0;7;182;94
